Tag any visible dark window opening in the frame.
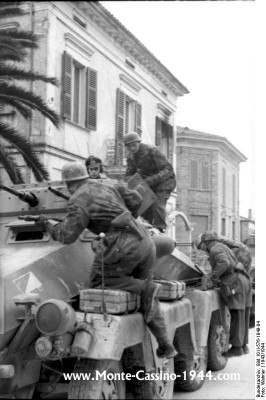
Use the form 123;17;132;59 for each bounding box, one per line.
73;16;87;29
125;59;135;69
221;218;226;236
15;231;44;241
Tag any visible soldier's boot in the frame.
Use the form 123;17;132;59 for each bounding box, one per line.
140;281;162;323
242;344;249;354
146;301;178;359
223;346;244;358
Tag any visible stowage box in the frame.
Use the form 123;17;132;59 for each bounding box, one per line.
79;289;141;315
154;279;186;300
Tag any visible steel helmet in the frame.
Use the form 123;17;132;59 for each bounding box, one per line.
197;231;218;249
61;161;89;182
123;132;141;146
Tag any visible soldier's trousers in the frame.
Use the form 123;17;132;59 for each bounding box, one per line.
229;307;250;347
142;197;167;231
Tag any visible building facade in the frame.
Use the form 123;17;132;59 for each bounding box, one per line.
0;2;188;192
176;127;247;241
240;210;255;242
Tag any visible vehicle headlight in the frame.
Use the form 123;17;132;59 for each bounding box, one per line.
35;299;76;335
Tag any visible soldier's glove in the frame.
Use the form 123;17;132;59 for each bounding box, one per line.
211;277;220;287
35;215;49;231
91;234;109;254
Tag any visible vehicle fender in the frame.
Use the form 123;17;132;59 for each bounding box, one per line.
185;289;229;348
78;298;197;361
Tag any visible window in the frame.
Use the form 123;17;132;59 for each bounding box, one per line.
62;51;97;130
155;117;173;162
221;218;226;236
222;168;226;206
115;89;142;165
232;174;236;211
190;160;210;190
232;221;236;240
190;215;208;241
190;160;198;189
73;15;87;29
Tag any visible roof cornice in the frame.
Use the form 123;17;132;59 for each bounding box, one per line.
176;127;247;163
72;1;189;97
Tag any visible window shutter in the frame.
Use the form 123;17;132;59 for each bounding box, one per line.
155;116;162;146
232;174;236;210
190;160;198;188
135;101;142;137
168;125;173;163
62;51;72;120
86;67;97;130
202;162;209;189
115;89;125;165
222;168;226;206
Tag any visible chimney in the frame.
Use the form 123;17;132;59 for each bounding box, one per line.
248;209;252;220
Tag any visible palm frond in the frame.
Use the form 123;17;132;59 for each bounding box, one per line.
0;42;26;62
0;37;39;50
0;35;38;50
2;98;32;119
0;51;25;62
0;65;60;86
0;5;24;19
0;121;50;181
0;146;24;183
0;83;62;128
0;29;38;42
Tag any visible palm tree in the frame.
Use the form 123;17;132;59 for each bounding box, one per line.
0;2;61;183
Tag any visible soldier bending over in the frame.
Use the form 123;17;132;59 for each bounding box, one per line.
197;231;252;357
35;161;177;359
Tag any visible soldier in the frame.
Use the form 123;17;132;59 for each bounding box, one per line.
35;161;177;359
85;156;104;180
197;231;252;357
123;132;176;232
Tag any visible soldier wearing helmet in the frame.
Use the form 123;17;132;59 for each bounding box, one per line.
85;156;104;180
35;161;177;360
123;132;176;232
198;230;252;358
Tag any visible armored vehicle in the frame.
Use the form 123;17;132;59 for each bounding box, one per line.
0;181;229;399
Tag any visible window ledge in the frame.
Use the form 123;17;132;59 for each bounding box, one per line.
64;119;93;133
188;188;211;192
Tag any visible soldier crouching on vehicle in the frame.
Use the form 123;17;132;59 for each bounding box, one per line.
197;231;252;357
35;161;177;359
123;132;176;233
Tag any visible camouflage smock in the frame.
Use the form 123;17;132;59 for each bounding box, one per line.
208;241;252;310
47;180;142;244
125;143;176;199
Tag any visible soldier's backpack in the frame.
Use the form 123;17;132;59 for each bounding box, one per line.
218;236;252;272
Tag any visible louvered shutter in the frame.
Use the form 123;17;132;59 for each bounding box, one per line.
202;162;209;189
155;116;162;146
115;89;125;165
62;52;72;120
135;101;142;137
190;160;198;188
168;125;173;163
86;67;97;130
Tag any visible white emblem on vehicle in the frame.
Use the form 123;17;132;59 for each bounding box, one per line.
13;272;43;293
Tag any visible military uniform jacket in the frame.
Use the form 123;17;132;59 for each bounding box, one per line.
47;180;142;244
208;242;252;310
125;143;176;198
